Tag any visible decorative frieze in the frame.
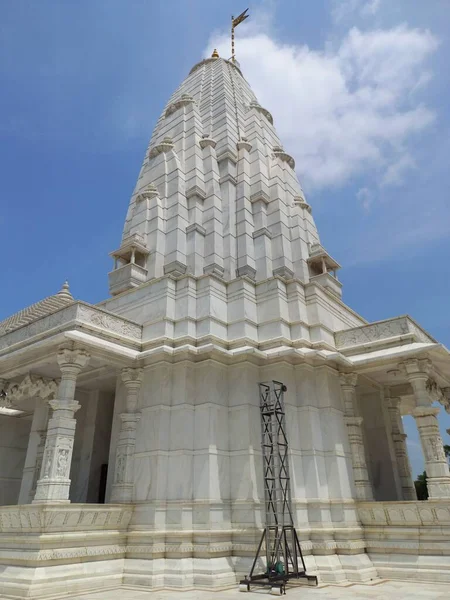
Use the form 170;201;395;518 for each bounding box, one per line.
335;317;434;349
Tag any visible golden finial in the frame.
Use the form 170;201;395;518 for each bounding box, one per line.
211;48;219;58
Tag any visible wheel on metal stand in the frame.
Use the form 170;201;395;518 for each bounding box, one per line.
239;583;250;592
270;585;283;596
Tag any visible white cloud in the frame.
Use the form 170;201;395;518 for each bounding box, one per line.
332;0;382;23
206;22;438;193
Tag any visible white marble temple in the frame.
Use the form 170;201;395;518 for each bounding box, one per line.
0;50;450;598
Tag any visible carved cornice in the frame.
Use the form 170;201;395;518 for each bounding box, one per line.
216;150;238;165
219;173;237;186
236;138;252;152
136;183;158;202
272;146;295;169
199;137;217;149
293;196;312;214
248;100;274;125
250;191;270;205
186;185;206;201
149;137;175;159
165;94;195;118
272;266;294;281
186;223;206;236
252;227;272;240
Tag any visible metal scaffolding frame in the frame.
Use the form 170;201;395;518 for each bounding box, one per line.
239;381;318;595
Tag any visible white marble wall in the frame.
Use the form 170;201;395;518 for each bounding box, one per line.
122;360;375;586
0;415;31;505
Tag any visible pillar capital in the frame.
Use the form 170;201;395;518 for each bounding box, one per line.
339;372;358;389
57;344;90;375
412;405;440;419
388;396;401;409
401;357;432;378
48;398;80;414
121;367;144;388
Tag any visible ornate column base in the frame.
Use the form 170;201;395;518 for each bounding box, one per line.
354;483;374;501
110;482;134;503
427;477;450;498
32;482;72;504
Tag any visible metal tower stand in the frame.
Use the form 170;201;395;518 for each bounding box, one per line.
239;381;318;595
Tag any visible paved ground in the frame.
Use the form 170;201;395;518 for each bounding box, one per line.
66;581;450;600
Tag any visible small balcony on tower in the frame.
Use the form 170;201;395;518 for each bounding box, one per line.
108;233;149;296
307;243;342;297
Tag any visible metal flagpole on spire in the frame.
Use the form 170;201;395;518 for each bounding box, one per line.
231;8;249;63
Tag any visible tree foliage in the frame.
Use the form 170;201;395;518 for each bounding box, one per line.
414;471;429;501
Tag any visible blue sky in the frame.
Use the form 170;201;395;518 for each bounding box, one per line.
1;0;449;477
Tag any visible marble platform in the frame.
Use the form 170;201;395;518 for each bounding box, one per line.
59;580;450;600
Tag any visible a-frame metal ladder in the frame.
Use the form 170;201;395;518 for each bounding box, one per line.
239;381;318;595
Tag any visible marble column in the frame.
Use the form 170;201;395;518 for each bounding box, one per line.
339;373;373;500
110;367;143;503
33;345;90;503
404;358;450;498
18;398;49;503
384;394;416;500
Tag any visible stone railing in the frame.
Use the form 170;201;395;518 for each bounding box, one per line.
357;499;450;527
335;316;435;350
0;503;133;533
357;500;450;583
0;504;133;598
0;302;142;352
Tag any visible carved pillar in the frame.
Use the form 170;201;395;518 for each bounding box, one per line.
110;367;143;503
33;346;90;503
19;397;50;503
339;373;373;500
385;395;416;500
30;428;47;499
403;358;450;498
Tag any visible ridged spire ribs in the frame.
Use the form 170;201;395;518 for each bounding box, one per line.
114;56;324;295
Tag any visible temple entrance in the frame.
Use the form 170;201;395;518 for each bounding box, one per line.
69;390;115;503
